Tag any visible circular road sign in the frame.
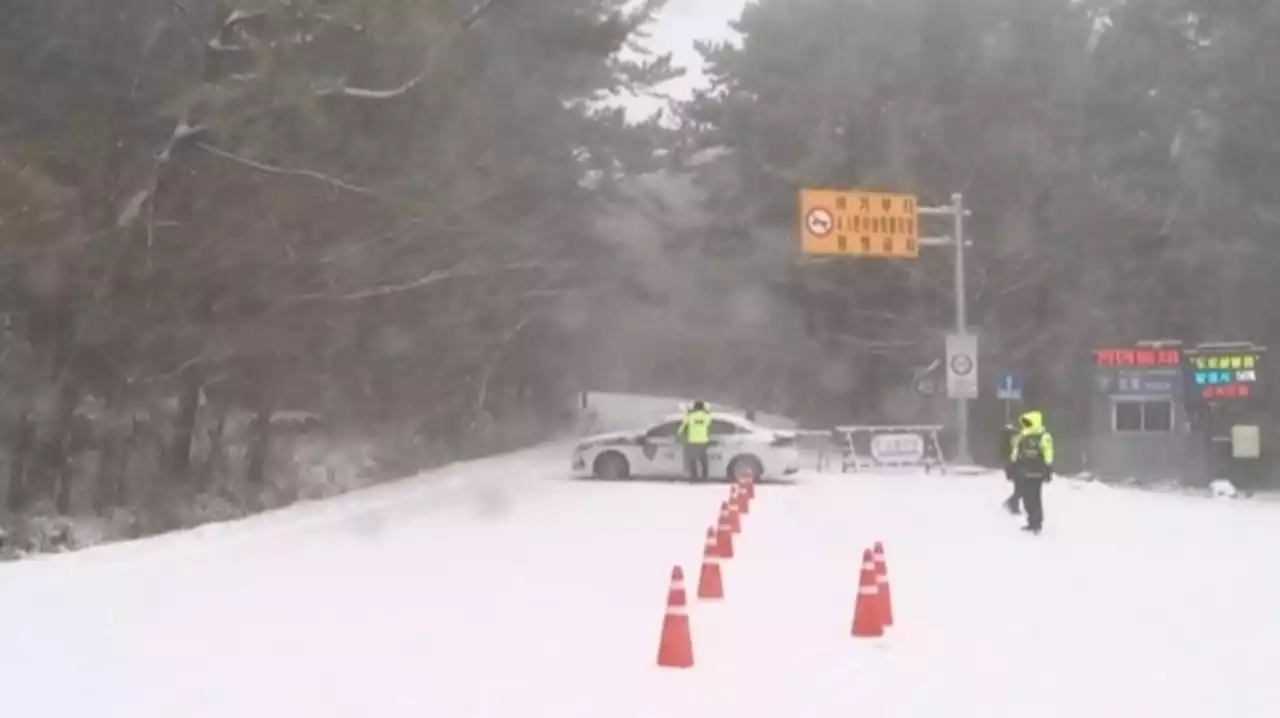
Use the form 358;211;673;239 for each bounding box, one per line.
804;207;834;237
950;354;975;376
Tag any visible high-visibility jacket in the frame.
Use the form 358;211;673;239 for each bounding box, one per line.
1009;409;1055;474
679;409;712;445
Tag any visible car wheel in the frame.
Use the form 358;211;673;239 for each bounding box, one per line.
727;454;763;481
593;451;631;480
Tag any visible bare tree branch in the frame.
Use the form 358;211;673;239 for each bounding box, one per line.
474;312;535;414
224;8;267;28
325;0;507;100
128;352;223;385
197;142;376;196
279;261;565;304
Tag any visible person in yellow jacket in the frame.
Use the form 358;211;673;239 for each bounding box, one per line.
1007;409;1055;534
678;401;713;481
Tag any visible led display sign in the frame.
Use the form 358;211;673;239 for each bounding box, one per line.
1093;346;1184;398
1094;348;1182;367
1187;351;1263;401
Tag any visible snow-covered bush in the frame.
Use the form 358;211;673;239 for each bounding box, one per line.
1210;479;1238;498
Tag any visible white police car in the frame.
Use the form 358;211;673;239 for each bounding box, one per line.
571;412;801;481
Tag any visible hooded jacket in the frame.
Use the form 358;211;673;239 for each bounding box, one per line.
1008;409;1055;470
679;407;712;445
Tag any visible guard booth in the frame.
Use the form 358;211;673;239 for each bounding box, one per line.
1088;341;1195;481
1182;342;1268;488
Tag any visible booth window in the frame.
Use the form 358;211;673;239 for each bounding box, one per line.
1113;400;1174;433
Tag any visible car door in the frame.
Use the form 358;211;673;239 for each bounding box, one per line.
705;419;743;478
637;420;685;477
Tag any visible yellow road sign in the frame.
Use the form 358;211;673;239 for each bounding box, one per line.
799;188;919;258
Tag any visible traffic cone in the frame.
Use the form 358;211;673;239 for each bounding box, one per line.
657;566;694;668
739;470;756;499
872;541;894;628
851;548;884;638
733;483;750;516
722;500;741;534
714;511;735;559
697;527;724;600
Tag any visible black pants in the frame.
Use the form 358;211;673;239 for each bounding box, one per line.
684;444;709;480
1003;466;1022;514
1014;476;1045;529
1003;488;1022;514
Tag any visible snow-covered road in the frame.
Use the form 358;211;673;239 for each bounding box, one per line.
2;444;1278;717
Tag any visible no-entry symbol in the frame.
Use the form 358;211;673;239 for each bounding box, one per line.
805;207;834;237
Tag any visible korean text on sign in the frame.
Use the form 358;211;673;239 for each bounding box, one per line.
1094;348;1182;367
1190;352;1262;400
1191;355;1256;371
1200;384;1252;399
799;189;920;258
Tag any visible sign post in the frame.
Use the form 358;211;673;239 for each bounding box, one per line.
946;333;978;400
799;190;974;463
922;194;975;463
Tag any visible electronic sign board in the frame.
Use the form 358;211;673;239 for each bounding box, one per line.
1185;349;1264;401
1094;348;1182;368
1093;347;1184;398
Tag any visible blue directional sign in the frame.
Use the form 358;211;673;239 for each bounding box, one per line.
997;373;1024;401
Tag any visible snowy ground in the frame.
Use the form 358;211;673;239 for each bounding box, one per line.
2;444;1279;717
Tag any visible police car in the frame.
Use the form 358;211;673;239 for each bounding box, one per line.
571;411;801;481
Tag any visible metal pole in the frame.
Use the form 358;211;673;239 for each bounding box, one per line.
953;192;972;464
811;194;974;463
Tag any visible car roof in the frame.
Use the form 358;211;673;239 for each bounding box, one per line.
656;412;762;429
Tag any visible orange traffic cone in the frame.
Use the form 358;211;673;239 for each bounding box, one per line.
851;548;884;638
657;566;694;668
872;541;894;628
722;500;741;534
739;470;756;499
697;527;724;600
733;483;750;516
714;511;735;559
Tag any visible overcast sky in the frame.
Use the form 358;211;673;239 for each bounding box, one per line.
623;0;750;118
